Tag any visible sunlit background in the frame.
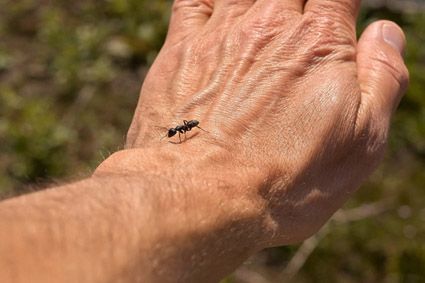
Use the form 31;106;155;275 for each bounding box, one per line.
0;0;424;282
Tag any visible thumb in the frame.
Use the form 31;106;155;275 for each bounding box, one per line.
356;21;409;132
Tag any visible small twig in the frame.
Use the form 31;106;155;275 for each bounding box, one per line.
280;200;394;281
233;267;270;283
280;224;330;281
332;199;393;223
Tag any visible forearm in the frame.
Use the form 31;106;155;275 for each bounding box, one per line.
0;147;266;283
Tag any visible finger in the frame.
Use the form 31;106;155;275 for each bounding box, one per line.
304;0;361;24
167;0;214;42
209;0;255;23
253;0;306;14
356;21;409;133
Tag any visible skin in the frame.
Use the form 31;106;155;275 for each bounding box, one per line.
0;0;409;282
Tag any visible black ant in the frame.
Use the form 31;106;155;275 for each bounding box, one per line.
161;120;208;143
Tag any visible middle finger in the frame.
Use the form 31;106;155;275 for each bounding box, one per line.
209;0;255;24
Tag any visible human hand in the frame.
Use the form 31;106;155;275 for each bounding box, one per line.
108;0;409;245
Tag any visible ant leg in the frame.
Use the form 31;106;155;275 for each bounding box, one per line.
183;120;188;126
178;132;181;143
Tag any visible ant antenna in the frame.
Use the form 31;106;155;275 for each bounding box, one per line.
196;126;209;133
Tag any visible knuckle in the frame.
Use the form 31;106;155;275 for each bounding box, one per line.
238;26;268;46
304;10;354;38
221;0;241;7
312;17;354;45
396;63;410;92
239;17;281;45
300;16;356;62
373;49;410;90
221;0;253;19
172;0;213;14
307;1;357;21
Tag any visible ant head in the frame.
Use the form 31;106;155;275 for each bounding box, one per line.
168;128;177;138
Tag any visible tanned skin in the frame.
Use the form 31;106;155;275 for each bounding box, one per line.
0;0;408;282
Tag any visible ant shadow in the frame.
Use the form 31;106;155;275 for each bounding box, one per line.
168;132;200;144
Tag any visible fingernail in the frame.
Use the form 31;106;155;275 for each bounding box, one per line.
382;23;406;55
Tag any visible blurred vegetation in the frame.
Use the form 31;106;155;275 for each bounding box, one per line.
0;0;170;193
0;0;424;282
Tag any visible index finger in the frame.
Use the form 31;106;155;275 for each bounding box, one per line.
304;0;361;25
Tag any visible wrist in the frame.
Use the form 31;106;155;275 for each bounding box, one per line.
94;146;270;281
95;142;265;189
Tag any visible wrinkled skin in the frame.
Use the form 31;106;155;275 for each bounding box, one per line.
120;0;408;244
0;2;410;283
